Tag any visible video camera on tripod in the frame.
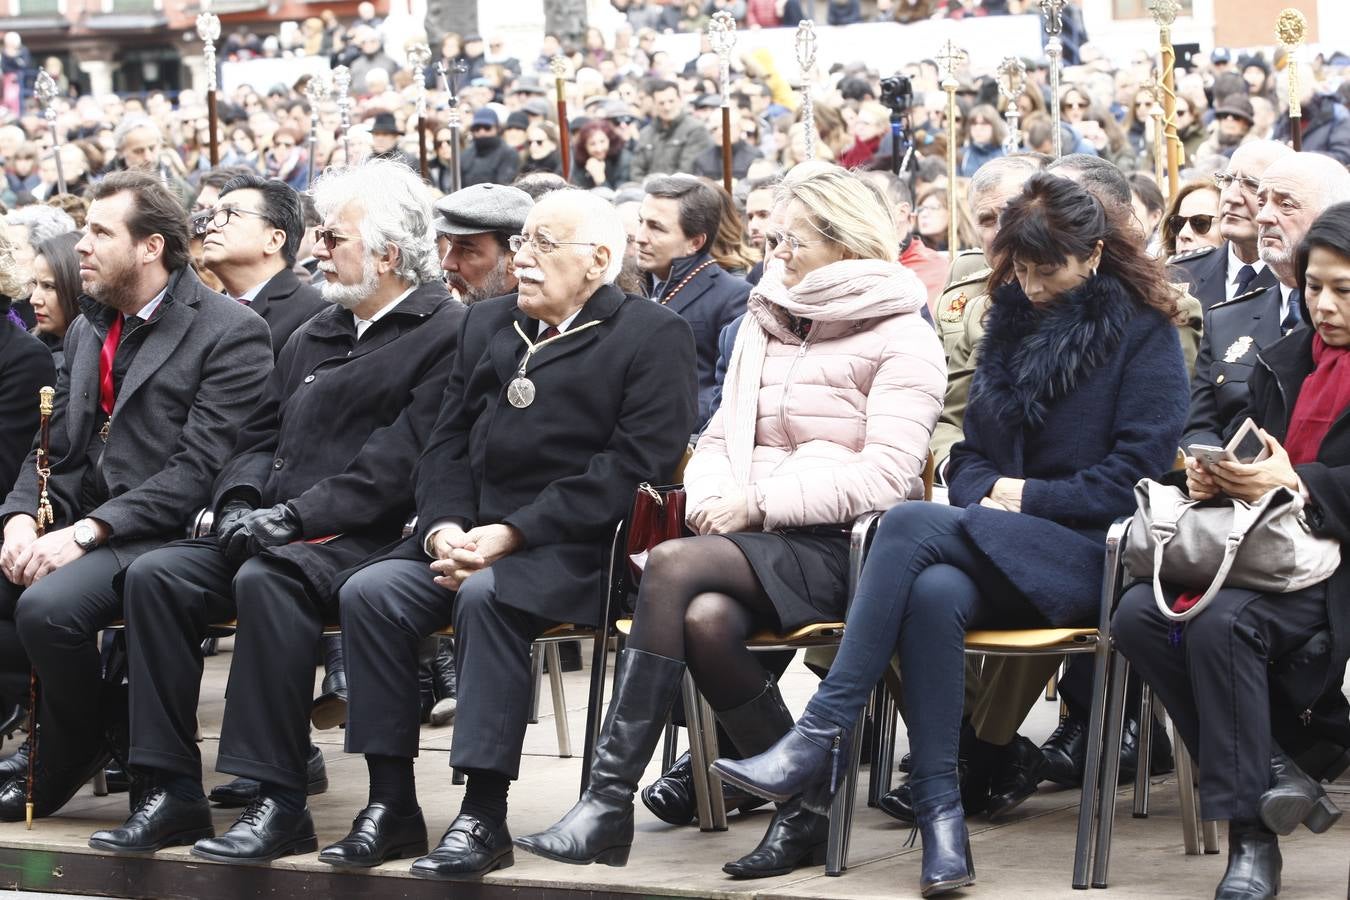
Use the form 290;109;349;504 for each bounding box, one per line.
878;73;916;178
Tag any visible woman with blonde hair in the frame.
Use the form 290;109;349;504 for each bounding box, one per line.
517;160;946;879
915;185;977;253
708;182;757;276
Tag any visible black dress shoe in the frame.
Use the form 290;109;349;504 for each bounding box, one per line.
1039;715;1087;787
722;797;828;878
640;751;768;826
1215;820;1281;900
429;639;457;727
409;814;514;880
311;636;347;730
898;752;913;774
190;798;317;863
89;788;214;854
208;746;328;807
0;740;29;783
1119;715;1175;783
985;736;1044;820
0;748;112;822
1259;752;1342;835
318;803;428;869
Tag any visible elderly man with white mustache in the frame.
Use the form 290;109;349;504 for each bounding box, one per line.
324;189;699;879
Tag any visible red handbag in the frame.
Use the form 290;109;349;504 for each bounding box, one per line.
625;482;689;584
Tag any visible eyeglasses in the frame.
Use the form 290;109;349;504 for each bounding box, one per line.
437;138;454;145
1214;171;1261;195
508;233;598;254
314;227;358;250
613;115;636;125
1062;100;1090;110
207;206;271;230
764;231;822;253
1166;213;1215;236
1216;112;1249;122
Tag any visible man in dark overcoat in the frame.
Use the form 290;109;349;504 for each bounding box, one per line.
0;171;273;821
323;189;697;879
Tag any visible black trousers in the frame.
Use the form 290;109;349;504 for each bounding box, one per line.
1113;580;1329;821
0;548;124;765
339;560;549;780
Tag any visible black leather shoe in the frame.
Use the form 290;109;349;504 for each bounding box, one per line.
1119;715;1175;783
89;788;214;854
898;752;913;773
640;752;768;826
985;736;1044;820
190;798;317;863
1039;715;1087;787
318;803;428;869
209;745;329;807
712;711;851;815
912;774;976;897
0;740;29;784
722;797;828;878
1259;752;1342;835
1215;819;1281;900
311;636;347;730
0;748;111;822
410;814;514;880
429;639;457;726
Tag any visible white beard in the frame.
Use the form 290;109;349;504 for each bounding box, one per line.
320;253;379;310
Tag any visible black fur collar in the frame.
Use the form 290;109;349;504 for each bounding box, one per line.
972;273;1142;431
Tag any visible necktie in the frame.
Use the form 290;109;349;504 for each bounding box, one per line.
1282;291;1303;336
98;315;124;416
1234;264;1258;297
540;326;560;340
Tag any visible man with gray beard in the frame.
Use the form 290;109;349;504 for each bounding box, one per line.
434;183;533;304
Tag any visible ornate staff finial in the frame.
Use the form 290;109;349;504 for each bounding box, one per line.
330;65;353;166
408;43;432;115
196;4;221;93
1039;0;1065;35
1147;0;1179;26
708;12;737;99
549;54;568;81
794;20;818;160
1276;8;1308;132
34;71;66;195
936;40;966;86
997;56;1028;153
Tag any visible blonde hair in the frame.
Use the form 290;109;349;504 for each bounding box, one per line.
777;160;899;262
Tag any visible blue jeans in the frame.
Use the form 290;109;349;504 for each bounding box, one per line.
805;503;1044;780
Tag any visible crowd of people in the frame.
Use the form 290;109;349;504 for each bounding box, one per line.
1;6;1350;900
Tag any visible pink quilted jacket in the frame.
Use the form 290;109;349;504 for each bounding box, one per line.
685;261;946;530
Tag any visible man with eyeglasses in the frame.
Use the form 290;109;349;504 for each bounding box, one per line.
1184;150;1350;452
329;189;695;879
434;182;532;304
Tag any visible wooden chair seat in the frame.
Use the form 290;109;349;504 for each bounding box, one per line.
614;618;844;648
964;627;1099;653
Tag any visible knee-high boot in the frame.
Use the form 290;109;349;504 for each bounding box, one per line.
514;648;685;866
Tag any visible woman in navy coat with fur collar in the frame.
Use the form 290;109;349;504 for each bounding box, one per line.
713;174;1190;897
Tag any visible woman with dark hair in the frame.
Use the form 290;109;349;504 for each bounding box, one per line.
707;182;755;276
520;121;564;176
29;232;81;373
958;104;1006;177
1114;202;1350;900
1160;180;1222;259
570;119;631;190
713;173;1190;896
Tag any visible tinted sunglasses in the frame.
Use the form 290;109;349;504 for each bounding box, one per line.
1062;100;1090;110
1167;213;1215;236
314;227;357;250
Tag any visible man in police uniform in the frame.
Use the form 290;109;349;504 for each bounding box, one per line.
1166;141;1285;312
1184;152;1350;450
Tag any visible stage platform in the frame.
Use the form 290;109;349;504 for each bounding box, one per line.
0;641;1345;900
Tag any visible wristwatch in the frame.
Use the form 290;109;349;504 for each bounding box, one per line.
73;520;100;552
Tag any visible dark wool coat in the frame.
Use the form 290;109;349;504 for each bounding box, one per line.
366;284;697;627
212;282;462;597
0;268;272;566
948;274;1189;625
1166;241;1277;313
0;315;54;495
248;267;328;359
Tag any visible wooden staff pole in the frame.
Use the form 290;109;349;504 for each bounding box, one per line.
197;5;221;167
708;12;737;193
1149;0;1182;200
25;385;55;829
937;40;966;263
551;56;571;180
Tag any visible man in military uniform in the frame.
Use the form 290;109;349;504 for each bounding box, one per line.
1184;151;1350;450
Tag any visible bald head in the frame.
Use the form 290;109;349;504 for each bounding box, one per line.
1255;152;1350;285
1219;140;1295;259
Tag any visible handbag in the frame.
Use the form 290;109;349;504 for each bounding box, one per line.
625;482;690;585
1123;478;1341;622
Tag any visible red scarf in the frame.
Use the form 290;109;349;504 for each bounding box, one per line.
1284;334;1350;465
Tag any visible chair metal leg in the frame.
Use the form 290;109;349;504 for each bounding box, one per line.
545;643;573;758
1133;683;1153;818
1072;640;1114;890
1090;652;1131;889
868;683;897;807
682;672;717;832
92;769;108;797
661;720;678;772
528;644;543;725
1173;722;1201;855
580;634;609;796
697;692;728;831
826;704;868;876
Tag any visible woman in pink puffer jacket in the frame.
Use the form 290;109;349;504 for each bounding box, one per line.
516;161;946;879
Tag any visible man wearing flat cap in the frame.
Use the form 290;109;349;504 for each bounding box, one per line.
370;112;416;170
435;182;533;304
461;108;520;188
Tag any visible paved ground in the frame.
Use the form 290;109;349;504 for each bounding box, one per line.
0;640;1345;900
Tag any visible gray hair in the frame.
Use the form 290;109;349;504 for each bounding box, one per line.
311;158;440;286
538;189;626;284
114;115;160;151
5;204;76;245
1047;153;1132;209
967;155;1044;206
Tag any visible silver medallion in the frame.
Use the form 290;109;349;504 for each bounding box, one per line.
507;376;536;408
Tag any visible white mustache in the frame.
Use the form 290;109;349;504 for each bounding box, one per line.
517;267;546;284
317;263;337;273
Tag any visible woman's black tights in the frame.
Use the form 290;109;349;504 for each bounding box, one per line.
626;536;780;711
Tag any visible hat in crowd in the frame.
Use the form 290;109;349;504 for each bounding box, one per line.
1238;53;1271;75
511;76;548;96
471;107;500;129
504;110;531;131
434;183;533;237
1211;47;1232;65
601;101;637;121
524;98;551;117
369;112;401;135
1213;93;1255;125
694;94;723;110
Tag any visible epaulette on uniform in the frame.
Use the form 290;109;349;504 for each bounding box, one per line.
1208;285;1273;312
1166;245;1219;266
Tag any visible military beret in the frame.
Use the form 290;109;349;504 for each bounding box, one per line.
434;183;534;237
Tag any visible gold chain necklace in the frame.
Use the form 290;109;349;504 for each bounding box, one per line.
506;319;603;408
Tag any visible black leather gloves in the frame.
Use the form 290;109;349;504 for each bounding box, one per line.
220;503;302;564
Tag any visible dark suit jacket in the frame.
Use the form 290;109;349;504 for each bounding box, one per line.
1182;283;1291;450
368;283;698;626
1167;242;1277;313
213;282;462;596
248;267;328;359
0;267;273;566
645;252;749;431
0;320;56;495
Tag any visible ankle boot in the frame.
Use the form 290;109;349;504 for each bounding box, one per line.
514;649;686;866
1215;820;1280;900
311;635;347;730
1259;751;1342;835
722;796;828;878
711;710;851;815
428;638;457;727
911;772;975;898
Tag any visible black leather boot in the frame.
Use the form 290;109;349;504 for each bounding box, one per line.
514;649;686;866
311;635;347;730
711;710;851;815
722;796;828;878
911;772;976;898
639;752;768;826
1215;819;1280;900
1259;751;1342;835
429;638;457;727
